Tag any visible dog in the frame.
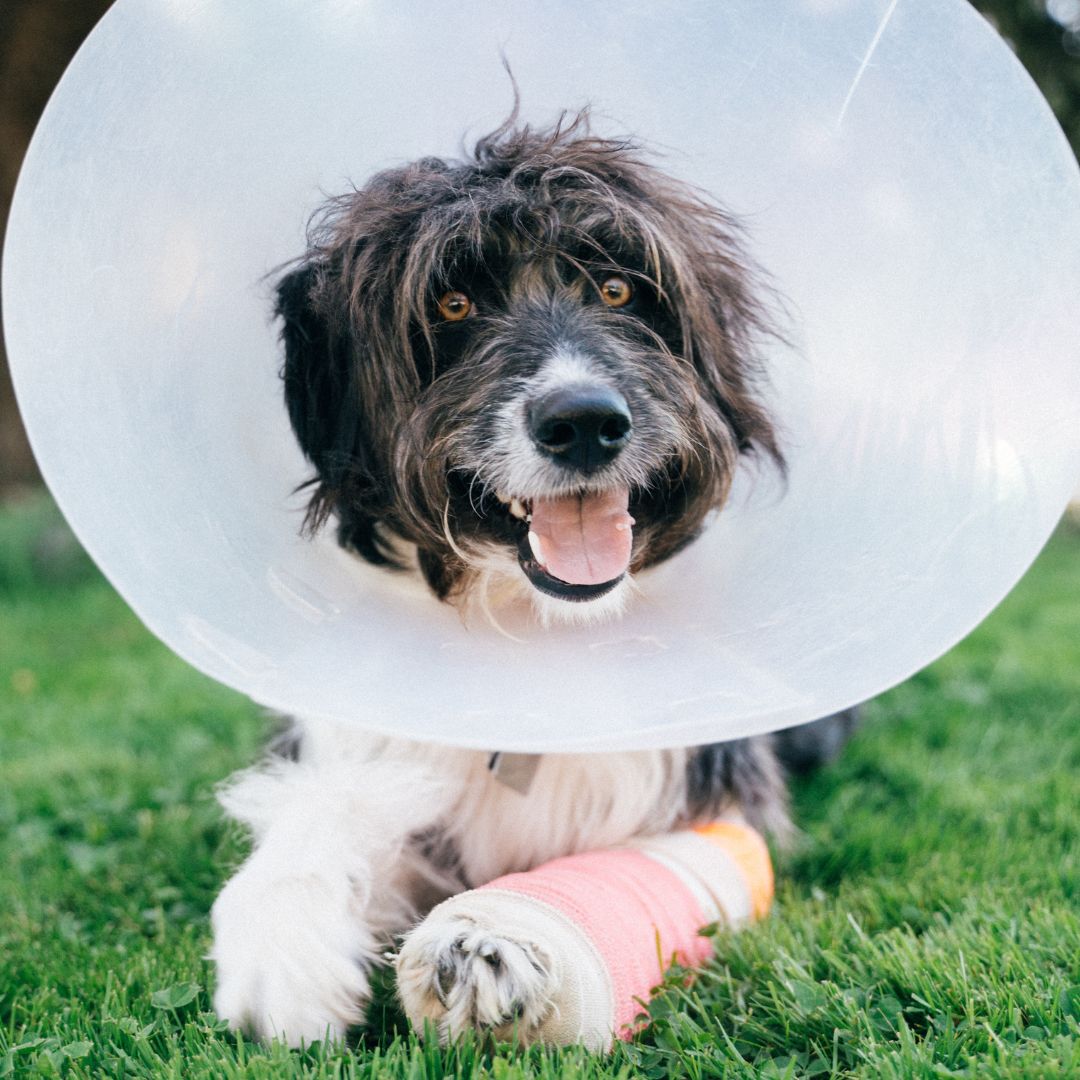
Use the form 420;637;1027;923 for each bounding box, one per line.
210;111;856;1046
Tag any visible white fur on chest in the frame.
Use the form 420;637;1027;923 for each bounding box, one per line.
445;746;690;885
241;718;690;888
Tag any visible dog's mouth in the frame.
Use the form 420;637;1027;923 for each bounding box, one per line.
493;489;635;602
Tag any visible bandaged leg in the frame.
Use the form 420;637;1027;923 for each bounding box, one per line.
395;819;773;1049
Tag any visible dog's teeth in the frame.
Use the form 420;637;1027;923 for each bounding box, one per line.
495;490;511;505
509;498;527;520
528;530;546;566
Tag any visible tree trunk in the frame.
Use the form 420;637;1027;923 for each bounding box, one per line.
0;0;113;494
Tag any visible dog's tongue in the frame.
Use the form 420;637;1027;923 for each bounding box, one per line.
528;489;635;586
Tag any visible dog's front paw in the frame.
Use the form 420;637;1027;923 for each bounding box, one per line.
396;887;617;1049
211;870;374;1046
396;901;557;1043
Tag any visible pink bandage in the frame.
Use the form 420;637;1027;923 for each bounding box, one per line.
482;848;712;1032
478;820;773;1041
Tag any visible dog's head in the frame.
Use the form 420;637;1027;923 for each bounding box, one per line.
278;113;782;619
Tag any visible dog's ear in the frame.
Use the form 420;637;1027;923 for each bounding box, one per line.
683;251;784;470
276;262;398;565
277;261;347;468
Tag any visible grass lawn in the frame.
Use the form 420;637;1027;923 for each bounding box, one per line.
0;494;1077;1078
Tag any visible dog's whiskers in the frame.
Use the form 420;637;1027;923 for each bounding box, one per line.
442;499;477;567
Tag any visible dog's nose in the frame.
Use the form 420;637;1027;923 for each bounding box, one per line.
528;386;632;472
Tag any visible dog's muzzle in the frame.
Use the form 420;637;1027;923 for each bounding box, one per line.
510;384;635;601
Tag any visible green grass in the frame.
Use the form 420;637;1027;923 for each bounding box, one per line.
1;493;1078;1078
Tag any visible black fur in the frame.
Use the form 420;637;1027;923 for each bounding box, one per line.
683;737;788;837
773;708;861;775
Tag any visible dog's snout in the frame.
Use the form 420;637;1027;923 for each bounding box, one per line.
528;386;632;472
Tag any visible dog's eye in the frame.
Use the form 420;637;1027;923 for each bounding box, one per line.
599;276;633;308
438;291;473;322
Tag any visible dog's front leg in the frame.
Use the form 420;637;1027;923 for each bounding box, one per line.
210;728;459;1046
395;819;773;1049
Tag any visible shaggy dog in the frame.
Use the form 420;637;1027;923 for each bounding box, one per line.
210;112;854;1046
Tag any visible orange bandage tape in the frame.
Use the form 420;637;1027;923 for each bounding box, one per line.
693;820;775;920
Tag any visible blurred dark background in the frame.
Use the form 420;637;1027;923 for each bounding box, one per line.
1;0;1079;498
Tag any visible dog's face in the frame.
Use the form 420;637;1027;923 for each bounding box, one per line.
278;115;781;618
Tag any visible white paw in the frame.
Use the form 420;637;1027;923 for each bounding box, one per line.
396;907;556;1042
210;869;375;1046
